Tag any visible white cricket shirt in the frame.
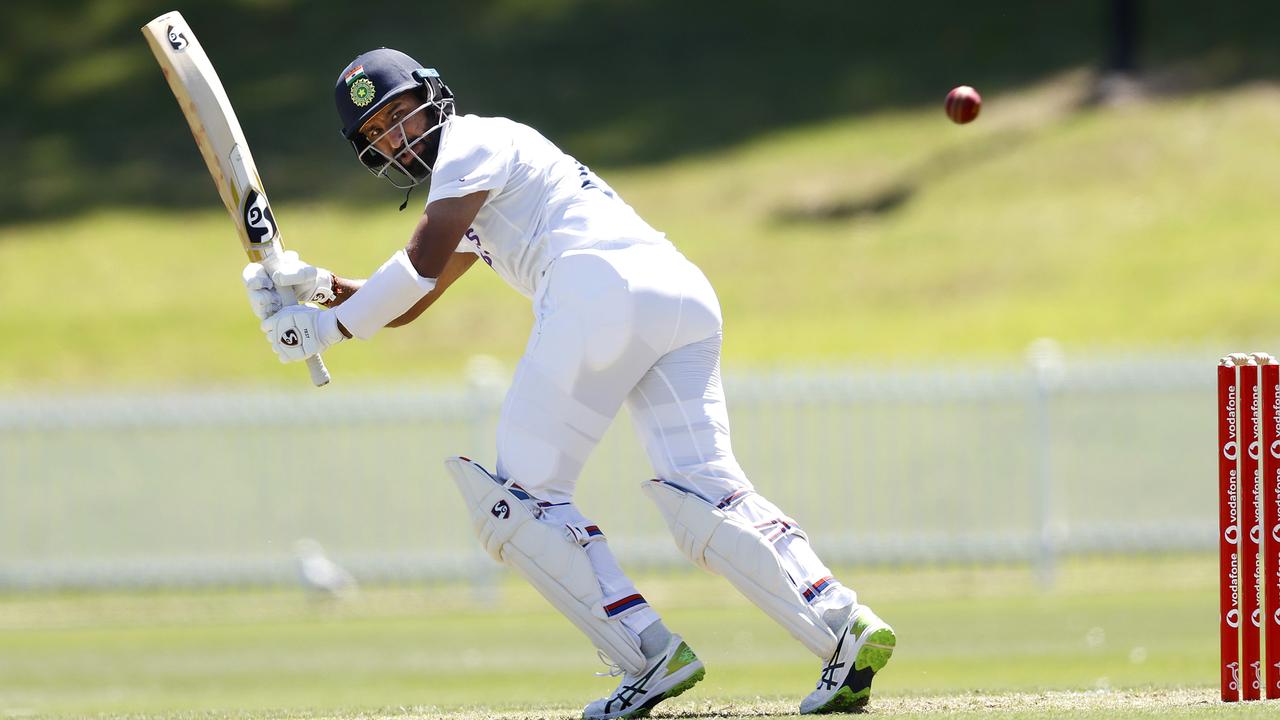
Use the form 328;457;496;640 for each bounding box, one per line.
426;114;668;299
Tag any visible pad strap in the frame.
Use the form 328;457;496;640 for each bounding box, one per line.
566;523;606;546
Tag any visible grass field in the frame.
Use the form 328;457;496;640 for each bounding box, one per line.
0;554;1267;719
4;72;1280;389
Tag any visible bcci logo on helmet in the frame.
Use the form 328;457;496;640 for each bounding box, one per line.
344;65;376;108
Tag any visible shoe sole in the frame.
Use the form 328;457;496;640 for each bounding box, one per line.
813;624;896;714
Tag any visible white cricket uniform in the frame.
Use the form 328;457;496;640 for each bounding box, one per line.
427;114;847;639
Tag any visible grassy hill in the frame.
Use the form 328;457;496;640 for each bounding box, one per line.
3;0;1278;220
3;70;1279;388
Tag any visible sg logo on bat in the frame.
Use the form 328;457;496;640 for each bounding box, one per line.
166;26;188;51
242;188;279;247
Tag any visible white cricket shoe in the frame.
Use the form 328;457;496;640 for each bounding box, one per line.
799;604;896;714
583;634;705;720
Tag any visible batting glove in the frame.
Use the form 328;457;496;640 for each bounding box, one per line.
261;305;346;363
270;250;336;304
242;250;336;320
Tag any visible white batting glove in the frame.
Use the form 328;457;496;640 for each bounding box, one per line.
243;263;284;320
270;250;336;305
260;305;346;363
242;251;336;321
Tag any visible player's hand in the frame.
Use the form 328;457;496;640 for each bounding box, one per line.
242;251;336;320
243;262;286;320
270;250;336;305
261;305;346;363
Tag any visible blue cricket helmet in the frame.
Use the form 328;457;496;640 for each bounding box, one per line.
335;48;453;140
335;48;456;190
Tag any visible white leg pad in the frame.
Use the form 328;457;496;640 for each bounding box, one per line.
641;479;838;658
444;456;647;674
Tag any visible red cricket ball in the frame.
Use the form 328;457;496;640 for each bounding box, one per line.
945;85;981;124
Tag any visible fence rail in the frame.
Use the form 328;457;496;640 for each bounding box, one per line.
0;347;1217;590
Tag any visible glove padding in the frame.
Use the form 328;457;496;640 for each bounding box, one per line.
242;250;336;320
261;305;346;363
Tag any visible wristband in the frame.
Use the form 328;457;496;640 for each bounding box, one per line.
333;250;437;339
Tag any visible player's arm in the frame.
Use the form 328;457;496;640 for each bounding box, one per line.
329;190;486;337
256;191;487;362
405;192;488;281
323;249;476;326
386;251;479;327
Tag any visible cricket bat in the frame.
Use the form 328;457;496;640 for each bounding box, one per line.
142;11;330;386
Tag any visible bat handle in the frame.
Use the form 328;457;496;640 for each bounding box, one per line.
271;272;331;387
306;354;331;387
279;292;330;387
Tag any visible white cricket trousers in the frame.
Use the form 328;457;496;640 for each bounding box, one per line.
494;242;851;644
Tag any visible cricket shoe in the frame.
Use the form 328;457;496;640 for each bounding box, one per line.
799;604;896;714
583;634;705;720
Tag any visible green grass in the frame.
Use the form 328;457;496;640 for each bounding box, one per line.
0;555;1262;719
4;72;1280;388
15;1;1276;218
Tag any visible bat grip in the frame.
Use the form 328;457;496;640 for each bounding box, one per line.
306;353;331;387
278;291;331;387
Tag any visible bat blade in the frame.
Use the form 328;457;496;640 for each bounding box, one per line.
142;11;329;386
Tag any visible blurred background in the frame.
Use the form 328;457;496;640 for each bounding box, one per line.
2;0;1279;716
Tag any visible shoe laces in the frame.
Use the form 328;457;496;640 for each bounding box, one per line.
593;649;625;678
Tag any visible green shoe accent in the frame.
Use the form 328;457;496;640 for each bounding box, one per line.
854;627;897;672
849;612;872;641
815;685;871;714
665;642;698;674
661;665;705;701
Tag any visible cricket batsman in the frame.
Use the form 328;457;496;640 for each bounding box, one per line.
245;48;896;717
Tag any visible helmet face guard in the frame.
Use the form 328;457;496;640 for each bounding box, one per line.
335;50;456;190
350;92;454;189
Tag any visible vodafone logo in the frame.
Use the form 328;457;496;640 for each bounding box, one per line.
1252;525;1263;544
1254;608;1264;627
1225;525;1240;544
1228;608;1242;629
1225;441;1239;461
1271;439;1280;459
1273;523;1280;543
1250;441;1261;460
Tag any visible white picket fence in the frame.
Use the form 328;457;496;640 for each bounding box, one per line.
0;346;1217;590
